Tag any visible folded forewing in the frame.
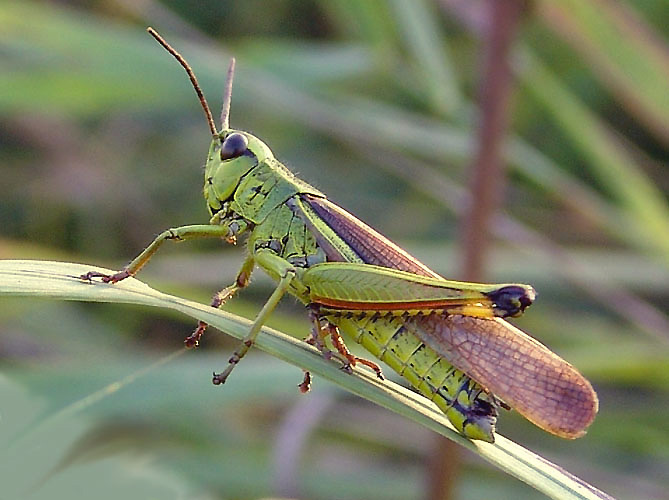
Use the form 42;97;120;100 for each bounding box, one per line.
410;314;598;438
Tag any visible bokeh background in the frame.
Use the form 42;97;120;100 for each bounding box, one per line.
1;1;668;499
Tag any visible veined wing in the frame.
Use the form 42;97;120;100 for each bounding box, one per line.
302;194;440;277
301;195;598;437
410;314;598;438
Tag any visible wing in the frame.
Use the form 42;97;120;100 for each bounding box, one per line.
302;194;440;277
301;194;598;438
303;262;535;318
410;314;598;438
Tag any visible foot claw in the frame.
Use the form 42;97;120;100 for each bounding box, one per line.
298;371;312;393
184;337;199;348
79;270;130;284
340;363;353;374
184;322;206;349
79;271;107;282
212;372;225;385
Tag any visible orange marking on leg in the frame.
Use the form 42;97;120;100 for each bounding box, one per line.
327;324;384;379
184;285;239;347
327;324;356;366
298;371;312;393
355;357;384;380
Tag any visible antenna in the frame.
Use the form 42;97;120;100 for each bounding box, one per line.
146;27;218;136
220;58;236;131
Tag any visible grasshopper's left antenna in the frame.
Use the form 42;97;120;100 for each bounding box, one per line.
220;58;236;131
147;27;218;136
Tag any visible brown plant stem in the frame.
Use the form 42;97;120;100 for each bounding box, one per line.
428;1;526;499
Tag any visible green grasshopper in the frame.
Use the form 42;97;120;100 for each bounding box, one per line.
82;28;598;442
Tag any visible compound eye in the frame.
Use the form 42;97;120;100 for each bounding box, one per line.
220;132;249;160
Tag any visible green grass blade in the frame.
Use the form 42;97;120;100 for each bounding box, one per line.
389;0;461;115
537;0;669;143
519;50;669;262
0;259;614;500
0;375;206;499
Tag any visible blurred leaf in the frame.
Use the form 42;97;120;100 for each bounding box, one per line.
237;40;375;84
537;0;669;144
389;0;462;115
322;0;396;47
0;3;193;116
518;50;669;263
0;375;209;500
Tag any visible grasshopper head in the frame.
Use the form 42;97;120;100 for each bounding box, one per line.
146;29;294;217
203;129;274;214
145;29;253;214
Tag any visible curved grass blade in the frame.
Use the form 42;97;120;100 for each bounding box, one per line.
0;259;614;500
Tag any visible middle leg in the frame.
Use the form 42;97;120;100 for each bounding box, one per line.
184;255;255;348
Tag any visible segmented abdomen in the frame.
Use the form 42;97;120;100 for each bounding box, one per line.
327;312;499;442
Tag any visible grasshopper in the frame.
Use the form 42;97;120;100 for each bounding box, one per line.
82;28;598;442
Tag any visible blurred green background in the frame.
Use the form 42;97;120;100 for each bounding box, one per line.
1;1;668;499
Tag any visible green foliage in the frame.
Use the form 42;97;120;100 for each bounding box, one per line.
1;1;667;499
0;373;213;499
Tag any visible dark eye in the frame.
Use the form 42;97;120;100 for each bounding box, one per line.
220;132;249;160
